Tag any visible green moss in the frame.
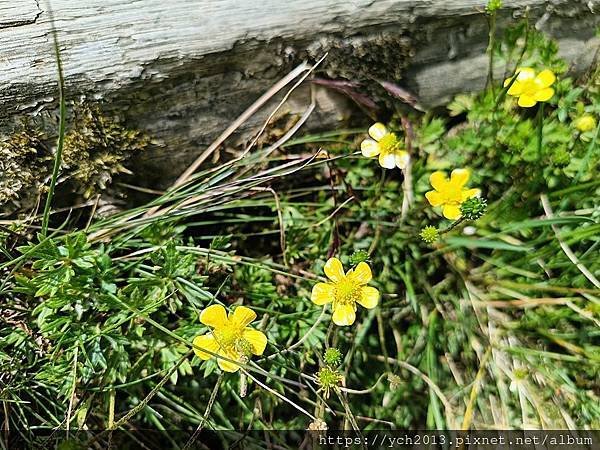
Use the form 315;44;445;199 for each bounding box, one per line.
63;105;150;198
0;104;150;212
310;33;414;82
0;130;51;210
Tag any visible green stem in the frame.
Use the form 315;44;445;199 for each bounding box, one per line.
486;11;497;95
439;217;466;235
514;14;530;71
112;352;190;429
494;71;519;108
41;5;67;236
367;169;386;255
491;71;519;140
376;309;391;373
183;373;223;449
575;120;600;182
537;102;545;160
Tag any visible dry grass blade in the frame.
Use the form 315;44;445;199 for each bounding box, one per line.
173;60;312;190
540;194;600;289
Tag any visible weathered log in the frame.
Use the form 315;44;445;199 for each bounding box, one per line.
0;0;598;186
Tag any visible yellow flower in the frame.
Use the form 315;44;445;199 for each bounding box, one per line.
425;169;480;220
311;258;379;326
574;115;596;133
503;67;556;108
360;123;410;169
193;304;267;373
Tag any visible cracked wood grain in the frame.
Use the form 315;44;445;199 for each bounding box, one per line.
0;1;41;28
0;0;598;184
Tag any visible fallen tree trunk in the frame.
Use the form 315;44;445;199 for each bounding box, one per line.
0;0;598;186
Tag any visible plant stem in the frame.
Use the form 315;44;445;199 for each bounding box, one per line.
575;120;600;182
439;217;466;235
41;4;67;236
491;71;519;141
461;346;492;430
110;352;191;430
486;10;497;95
368;169;386;254
183;373;223;449
537;102;545;160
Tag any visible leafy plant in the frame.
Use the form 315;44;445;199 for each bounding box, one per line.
1;11;599;449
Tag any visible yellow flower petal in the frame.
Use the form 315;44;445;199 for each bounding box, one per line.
229;305;257;327
243;329;268;355
517;94;537;108
429;171;448;191
535;69;556;88
378;151;396;169
217;349;241;373
395;151;410;169
505;77;523;95
311;282;334;305
450;168;470;187
357;286;379;309
461;188;481;201
332;304;356;326
324;257;345;282
425;190;444;207
350;262;372;285
361;139;380;157
200;304;228;328
368;122;387;141
533;87;554;102
442;204;462;220
192;334;220;360
516;67;535;81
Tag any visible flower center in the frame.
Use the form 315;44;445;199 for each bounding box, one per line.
378;133;399;153
441;185;464;205
519;79;539;96
214;327;242;348
333;278;361;306
213;326;252;357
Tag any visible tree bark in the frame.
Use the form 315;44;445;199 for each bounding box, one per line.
0;0;598;185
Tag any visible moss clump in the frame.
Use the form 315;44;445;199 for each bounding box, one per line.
0;130;51;210
309;33;413;82
0;105;149;213
63;106;150;198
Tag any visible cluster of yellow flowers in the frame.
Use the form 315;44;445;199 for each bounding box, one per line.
359;124;482;220
192;260;381;371
191;66;595;373
191;258;381;371
358;122;481;219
